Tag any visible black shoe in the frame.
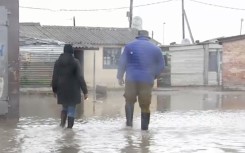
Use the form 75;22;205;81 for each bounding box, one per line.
125;102;134;127
60;110;67;128
67;117;75;129
141;112;150;130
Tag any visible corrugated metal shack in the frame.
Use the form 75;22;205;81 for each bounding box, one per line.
20;45;63;87
159;42;222;86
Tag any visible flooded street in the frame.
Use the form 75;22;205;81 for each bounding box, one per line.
1;88;245;153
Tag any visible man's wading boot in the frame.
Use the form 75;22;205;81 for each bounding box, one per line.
141;112;150;130
125;102;134;127
67;117;75;129
60;110;67;128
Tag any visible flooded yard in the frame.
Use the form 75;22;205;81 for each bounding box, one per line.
1;88;245;153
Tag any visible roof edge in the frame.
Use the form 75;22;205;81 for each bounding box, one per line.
218;34;245;43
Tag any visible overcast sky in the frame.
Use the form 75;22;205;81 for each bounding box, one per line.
19;0;245;45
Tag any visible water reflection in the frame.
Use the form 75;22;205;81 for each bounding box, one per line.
156;92;245;111
120;131;151;153
1;90;245;152
55;130;80;153
0;120;20;153
157;95;171;112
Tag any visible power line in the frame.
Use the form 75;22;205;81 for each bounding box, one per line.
189;0;245;11
134;0;176;8
20;0;176;12
20;6;56;12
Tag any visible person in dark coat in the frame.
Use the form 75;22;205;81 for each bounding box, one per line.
117;30;165;130
52;44;88;129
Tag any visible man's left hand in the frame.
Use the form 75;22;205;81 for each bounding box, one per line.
118;79;125;86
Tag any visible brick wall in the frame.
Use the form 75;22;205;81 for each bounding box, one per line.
222;39;245;90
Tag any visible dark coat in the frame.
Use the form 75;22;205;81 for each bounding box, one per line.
52;53;88;105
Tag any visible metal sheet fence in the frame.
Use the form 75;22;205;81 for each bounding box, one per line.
20;62;55;87
20;46;62;87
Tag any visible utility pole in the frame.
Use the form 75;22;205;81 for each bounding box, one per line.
0;0;19;119
163;22;166;45
240;18;243;35
129;0;133;28
184;10;194;43
182;0;185;39
73;16;76;27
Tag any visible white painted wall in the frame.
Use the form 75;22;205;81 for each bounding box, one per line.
84;46;122;89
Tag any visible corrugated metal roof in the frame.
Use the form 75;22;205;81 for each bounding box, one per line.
218;34;245;43
20;23;140;48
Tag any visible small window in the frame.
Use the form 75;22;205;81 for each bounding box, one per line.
103;47;121;69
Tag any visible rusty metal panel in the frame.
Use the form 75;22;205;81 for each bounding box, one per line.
20;45;63;87
0;6;8;115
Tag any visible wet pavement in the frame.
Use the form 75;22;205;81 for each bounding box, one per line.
1;88;245;153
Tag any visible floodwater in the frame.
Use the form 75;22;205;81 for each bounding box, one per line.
1;88;245;153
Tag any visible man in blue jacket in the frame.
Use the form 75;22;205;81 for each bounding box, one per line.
117;30;165;130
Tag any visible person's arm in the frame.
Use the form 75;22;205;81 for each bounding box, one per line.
117;47;127;85
75;60;88;98
155;48;165;79
51;61;58;95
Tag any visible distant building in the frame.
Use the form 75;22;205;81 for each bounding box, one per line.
19;23;160;88
159;42;222;87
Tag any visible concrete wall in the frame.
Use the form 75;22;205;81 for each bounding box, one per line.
0;6;8;115
222;39;245;90
0;0;19;119
84;46;122;89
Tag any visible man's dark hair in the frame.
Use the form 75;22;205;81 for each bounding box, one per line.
138;30;149;37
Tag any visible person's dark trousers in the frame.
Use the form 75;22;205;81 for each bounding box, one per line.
125;102;134;126
141;112;150;130
60;110;67;128
67;116;75;128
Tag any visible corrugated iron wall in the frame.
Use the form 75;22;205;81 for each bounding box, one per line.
169;45;205;86
20;46;62;87
166;43;222;86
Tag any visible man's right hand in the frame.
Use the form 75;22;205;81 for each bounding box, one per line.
84;94;88;100
118;79;125;86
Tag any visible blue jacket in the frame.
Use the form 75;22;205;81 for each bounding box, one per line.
117;36;165;84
